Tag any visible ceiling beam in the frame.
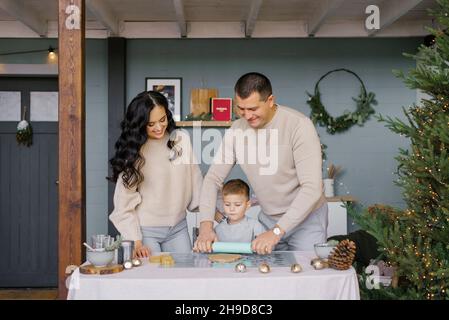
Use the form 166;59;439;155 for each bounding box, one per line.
368;0;424;36
173;0;187;37
245;0;263;37
307;0;345;36
86;0;119;36
0;0;47;36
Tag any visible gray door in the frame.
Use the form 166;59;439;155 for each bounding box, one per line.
0;77;58;287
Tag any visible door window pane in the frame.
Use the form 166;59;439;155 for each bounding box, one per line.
0;91;21;121
30;91;58;121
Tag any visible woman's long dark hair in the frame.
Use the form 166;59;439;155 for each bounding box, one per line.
108;91;177;188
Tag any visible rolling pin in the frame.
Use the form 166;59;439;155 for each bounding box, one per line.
212;242;253;254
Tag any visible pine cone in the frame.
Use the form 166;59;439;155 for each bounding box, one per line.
328;239;356;270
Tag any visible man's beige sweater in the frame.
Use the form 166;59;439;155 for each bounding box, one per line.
109;130;203;241
199;105;326;233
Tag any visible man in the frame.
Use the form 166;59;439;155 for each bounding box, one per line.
194;72;327;254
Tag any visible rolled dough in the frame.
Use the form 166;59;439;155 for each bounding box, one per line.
208;254;242;263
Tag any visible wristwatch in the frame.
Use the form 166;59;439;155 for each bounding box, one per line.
272;226;282;236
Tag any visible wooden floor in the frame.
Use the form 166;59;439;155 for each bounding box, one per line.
0;288;58;300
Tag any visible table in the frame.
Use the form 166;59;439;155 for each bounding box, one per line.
67;251;360;300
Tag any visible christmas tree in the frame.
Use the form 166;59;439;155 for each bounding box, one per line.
351;0;449;299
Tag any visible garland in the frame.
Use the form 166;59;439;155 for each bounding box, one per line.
183;112;239;121
184;112;213;121
307;68;377;134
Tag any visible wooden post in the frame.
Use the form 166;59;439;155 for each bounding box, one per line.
58;0;86;299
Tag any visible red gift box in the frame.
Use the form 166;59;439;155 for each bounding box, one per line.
211;98;232;121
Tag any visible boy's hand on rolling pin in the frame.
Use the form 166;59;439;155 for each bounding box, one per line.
134;240;151;258
193;221;218;253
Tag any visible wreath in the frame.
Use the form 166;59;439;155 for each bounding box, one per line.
306;68;377;134
16;107;33;147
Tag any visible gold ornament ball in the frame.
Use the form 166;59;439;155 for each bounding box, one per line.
311;258;328;270
258;263;271;273
290;263;302;273
132;258;142;267
235;263;247;273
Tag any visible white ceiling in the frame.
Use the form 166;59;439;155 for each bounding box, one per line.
0;0;440;38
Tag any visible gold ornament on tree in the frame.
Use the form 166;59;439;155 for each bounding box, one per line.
16;106;33;147
328;239;356;270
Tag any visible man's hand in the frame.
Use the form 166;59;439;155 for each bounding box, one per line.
193;221;218;253
134;240;151;258
251;226;284;255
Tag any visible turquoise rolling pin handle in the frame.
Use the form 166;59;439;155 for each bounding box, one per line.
212;242;253;254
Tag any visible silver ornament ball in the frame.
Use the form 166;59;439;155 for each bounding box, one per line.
234;262;247;273
123;260;133;270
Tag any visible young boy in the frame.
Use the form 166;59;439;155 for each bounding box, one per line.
214;179;266;242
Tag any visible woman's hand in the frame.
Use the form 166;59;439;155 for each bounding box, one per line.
134;240;151;258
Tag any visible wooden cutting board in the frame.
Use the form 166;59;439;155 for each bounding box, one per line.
79;264;124;275
190;88;218;116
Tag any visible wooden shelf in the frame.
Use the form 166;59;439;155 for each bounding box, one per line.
326;195;357;202
176;121;233;127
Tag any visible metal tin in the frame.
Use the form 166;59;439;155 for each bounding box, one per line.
120;240;134;264
113;248;119;265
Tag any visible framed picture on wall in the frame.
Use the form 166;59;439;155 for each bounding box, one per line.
146;78;182;121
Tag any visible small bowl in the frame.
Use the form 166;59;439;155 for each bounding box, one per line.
86;250;114;267
314;243;337;259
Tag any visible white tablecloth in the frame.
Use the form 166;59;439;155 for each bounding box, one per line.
67;251;360;300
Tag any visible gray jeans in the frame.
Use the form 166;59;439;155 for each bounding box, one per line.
141;218;192;253
258;202;328;251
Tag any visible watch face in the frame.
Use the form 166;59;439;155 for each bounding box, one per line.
273;227;281;236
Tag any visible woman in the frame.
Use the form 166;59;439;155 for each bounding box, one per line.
109;91;202;257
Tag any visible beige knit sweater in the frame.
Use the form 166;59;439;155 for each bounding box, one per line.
109;130;203;241
199;105;326;233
